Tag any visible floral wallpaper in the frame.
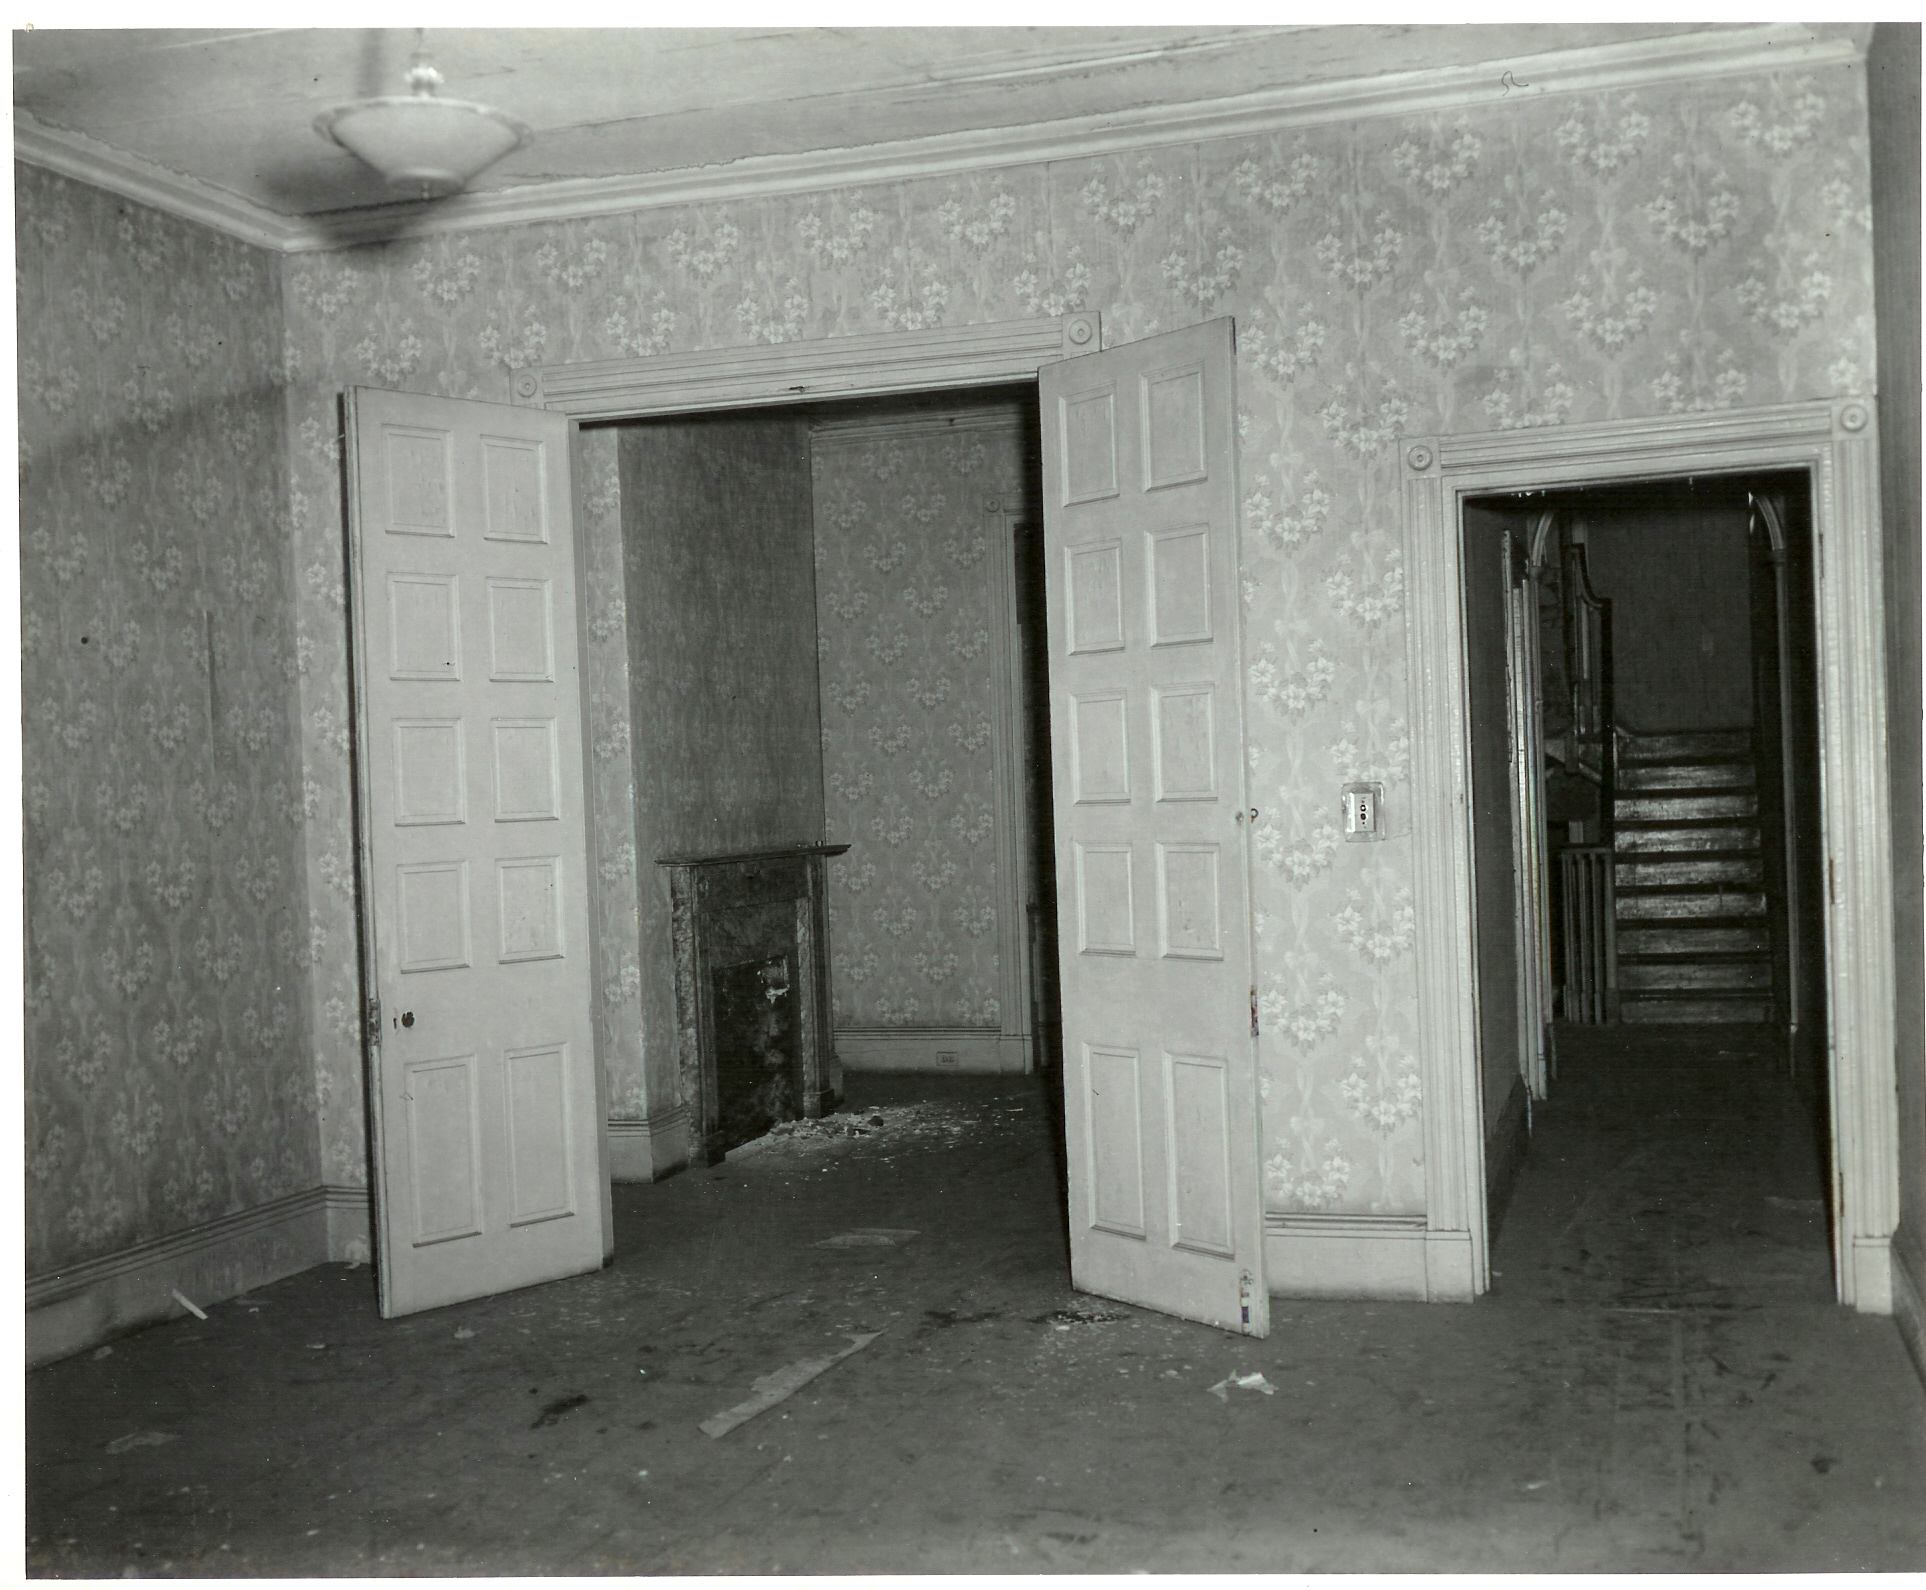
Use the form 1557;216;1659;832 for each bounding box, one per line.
18;164;317;1277
95;55;1863;1227
812;419;1030;1029
575;427;655;1123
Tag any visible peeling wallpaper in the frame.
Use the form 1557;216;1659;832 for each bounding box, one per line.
18;164;317;1276
812;420;1029;1029
24;57;1874;1265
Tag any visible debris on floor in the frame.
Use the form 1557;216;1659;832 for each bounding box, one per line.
751;1102;986;1152
170;1288;208;1321
105;1432;179;1454
1036;1305;1128;1328
1208;1371;1277;1401
531;1393;589;1429
814;1228;920;1249
699;1332;883;1439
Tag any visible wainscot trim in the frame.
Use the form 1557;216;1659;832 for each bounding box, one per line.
1262;1213;1475;1302
606;1105;694;1183
835;1026;1025;1074
26;1184;368;1368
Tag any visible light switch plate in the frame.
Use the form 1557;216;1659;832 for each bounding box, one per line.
1342;781;1385;842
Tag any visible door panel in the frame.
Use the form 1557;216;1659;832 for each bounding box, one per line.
1040;319;1267;1336
348;388;606;1318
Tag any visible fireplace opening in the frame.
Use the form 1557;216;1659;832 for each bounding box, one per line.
712;954;801;1152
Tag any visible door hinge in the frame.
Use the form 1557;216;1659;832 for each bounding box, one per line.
1239;1268;1255;1329
365;995;382;1047
1250;987;1260;1040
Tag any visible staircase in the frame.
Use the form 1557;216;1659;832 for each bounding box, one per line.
1612;729;1775;1024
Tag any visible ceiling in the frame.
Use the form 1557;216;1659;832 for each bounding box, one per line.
12;24;1860;249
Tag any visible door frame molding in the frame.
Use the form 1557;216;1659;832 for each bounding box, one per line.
1400;398;1897;1310
521;314;1099;420
985;496;1038;1071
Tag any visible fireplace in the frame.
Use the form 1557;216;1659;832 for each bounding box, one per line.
657;843;847;1164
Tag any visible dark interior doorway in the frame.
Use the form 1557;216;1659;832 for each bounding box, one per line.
605;383;1063;1154
1460;470;1833;1285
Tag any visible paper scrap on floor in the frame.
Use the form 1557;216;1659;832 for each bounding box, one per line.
699;1332;883;1439
1208;1371;1277;1401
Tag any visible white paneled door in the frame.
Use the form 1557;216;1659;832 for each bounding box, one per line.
1040;320;1268;1336
347;388;607;1318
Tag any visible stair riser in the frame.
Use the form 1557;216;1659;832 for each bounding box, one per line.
1618;794;1759;822
1618;963;1774;992
1617;927;1770;956
1618;731;1751;762
1617;764;1757;792
1618;858;1764;888
1614;826;1760;854
1620;997;1776;1024
1617;892;1766;920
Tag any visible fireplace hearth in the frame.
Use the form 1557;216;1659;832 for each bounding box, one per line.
657;843;847;1165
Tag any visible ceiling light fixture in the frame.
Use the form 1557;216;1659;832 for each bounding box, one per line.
315;31;530;199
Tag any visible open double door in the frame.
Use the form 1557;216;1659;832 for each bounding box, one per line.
346;319;1269;1336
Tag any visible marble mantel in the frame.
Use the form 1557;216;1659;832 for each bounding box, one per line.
656;842;848;1165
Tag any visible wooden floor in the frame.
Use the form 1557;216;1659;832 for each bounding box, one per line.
25;1051;1926;1574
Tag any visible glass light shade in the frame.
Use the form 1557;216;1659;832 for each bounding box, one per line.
316;94;530;197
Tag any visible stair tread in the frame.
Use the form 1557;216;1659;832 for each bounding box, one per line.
1614;827;1761;853
1618;765;1758;791
1618;801;1759;809
1617;935;1764;947
1617;947;1773;960
1617;893;1764;916
1621;1000;1775;1025
1617;730;1752;760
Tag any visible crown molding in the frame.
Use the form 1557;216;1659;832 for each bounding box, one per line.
15;24;1864;257
13;114;310;253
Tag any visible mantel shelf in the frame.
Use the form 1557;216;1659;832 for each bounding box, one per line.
656;842;851;870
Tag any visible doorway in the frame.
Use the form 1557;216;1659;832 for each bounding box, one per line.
1461;471;1833;1285
1399;398;1899;1310
351;313;1273;1329
554;313;1270;1336
602;384;1057;1148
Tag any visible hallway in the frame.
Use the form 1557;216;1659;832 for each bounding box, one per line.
27;1049;1925;1575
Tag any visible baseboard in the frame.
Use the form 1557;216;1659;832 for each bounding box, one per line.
1264;1213;1421;1300
607;1106;691;1182
1892;1229;1926;1390
1852;1235;1896;1313
324;1182;371;1264
26;1185;353;1368
1423;1228;1480;1300
1485;1076;1532;1241
835;1027;1028;1074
